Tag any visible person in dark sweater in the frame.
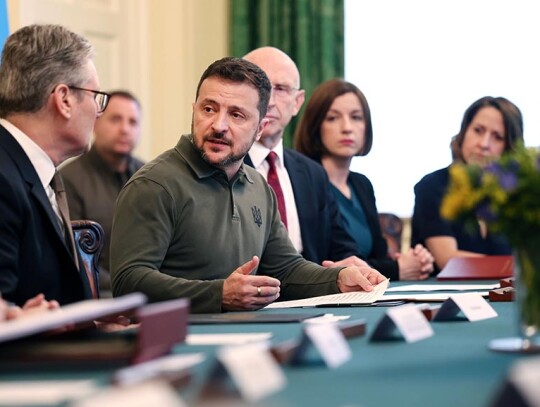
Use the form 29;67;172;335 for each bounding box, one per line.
60;91;144;296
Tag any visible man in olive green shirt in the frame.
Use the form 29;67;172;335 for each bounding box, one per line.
110;57;385;313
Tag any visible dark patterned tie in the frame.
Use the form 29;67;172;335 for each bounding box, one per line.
50;172;97;298
266;151;288;229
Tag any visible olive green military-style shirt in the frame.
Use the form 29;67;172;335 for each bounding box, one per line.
110;135;342;313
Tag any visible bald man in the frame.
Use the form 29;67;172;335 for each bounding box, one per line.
243;47;365;268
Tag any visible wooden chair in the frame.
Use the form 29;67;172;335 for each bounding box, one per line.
71;220;104;298
378;213;403;259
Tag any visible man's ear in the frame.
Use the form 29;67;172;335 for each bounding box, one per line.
292;89;306;116
256;117;270;141
51;84;72;119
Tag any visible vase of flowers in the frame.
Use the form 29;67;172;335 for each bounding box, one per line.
441;144;540;352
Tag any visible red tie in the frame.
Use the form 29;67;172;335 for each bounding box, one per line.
266;151;288;229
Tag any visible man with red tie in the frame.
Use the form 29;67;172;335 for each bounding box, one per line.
244;47;366;268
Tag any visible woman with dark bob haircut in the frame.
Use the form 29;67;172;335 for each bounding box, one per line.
412;96;524;271
295;78;434;281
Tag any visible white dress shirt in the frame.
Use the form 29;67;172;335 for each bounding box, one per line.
0;118;61;223
248;140;303;253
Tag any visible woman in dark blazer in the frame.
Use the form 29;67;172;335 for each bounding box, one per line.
295;79;433;280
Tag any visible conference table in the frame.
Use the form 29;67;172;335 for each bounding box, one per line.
0;280;533;407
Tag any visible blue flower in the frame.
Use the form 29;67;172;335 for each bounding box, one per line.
485;161;518;191
475;200;497;222
498;171;518;191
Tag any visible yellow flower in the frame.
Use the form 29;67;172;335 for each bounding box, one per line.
441;165;481;220
442;144;540;246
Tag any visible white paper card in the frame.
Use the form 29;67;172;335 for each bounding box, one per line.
434;293;498;322
510;356;540;407
371;304;434;343
303;313;351;324
0;380;97;405
217;343;286;402
73;380;186;407
304;323;352;369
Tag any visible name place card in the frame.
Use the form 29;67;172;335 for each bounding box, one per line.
300;322;352;369
215;343;286;402
434;293;498;322
370;304;434;343
509;357;540;406
492;357;540;407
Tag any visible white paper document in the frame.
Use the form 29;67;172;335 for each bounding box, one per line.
186;333;273;345
303;313;351;324
265;279;389;309
0;293;146;343
381;291;490;302
385;283;499;292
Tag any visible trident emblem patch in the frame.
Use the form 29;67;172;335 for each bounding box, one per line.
252;206;262;227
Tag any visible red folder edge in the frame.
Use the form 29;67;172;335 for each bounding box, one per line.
437;255;514;281
132;298;190;365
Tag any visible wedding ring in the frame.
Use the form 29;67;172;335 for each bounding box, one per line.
257;286;262;296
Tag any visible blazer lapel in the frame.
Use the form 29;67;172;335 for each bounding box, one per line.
243;154;254;167
29;182;65;239
348;174;380;234
283;149;311;231
0;126;66;240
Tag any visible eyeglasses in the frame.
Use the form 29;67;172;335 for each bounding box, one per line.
271;84;299;98
68;86;111;113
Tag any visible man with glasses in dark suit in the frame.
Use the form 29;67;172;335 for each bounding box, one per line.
0;24;108;306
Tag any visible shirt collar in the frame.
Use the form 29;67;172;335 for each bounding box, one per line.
0;118;56;189
176;135;253;184
87;145;139;176
249;139;285;169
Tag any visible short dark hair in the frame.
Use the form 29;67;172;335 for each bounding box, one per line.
450;96;524;162
107;90;141;109
195;57;271;120
295;78;373;161
0;24;94;117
